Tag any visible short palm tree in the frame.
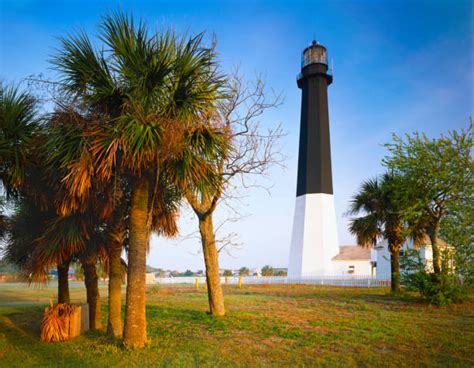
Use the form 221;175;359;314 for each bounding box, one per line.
1;83;86;304
5;198;83;303
1;83;110;325
51;11;226;348
348;173;422;292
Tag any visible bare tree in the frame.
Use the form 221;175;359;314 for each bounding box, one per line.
186;72;285;316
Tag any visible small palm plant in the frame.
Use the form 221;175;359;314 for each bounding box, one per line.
40;300;77;342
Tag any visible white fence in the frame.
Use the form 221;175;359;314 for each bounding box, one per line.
154;275;391;288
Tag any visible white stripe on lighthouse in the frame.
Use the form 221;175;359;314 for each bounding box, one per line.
288;193;340;277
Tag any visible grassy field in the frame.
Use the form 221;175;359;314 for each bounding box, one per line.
0;282;472;367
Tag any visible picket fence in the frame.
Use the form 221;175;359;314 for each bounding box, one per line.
154;275;391;288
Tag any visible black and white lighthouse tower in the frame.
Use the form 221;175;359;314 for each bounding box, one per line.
288;41;339;277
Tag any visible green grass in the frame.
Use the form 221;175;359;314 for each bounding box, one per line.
0;282;473;367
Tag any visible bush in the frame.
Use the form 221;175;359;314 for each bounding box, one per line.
401;249;469;306
261;265;274;276
239;267;249;276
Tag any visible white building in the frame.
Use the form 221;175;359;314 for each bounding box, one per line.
331;246;375;276
251;268;262;277
374;236;451;280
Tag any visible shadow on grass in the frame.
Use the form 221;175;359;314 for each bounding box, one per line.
0;305;126;366
0;306;91;366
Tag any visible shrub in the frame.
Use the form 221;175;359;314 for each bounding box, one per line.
261;265;274;276
401;249;469;306
239;267;249;276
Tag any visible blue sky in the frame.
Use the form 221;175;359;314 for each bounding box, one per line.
1;0;472;271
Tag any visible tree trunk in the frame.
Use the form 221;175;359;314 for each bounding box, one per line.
107;239;123;337
199;214;225;316
82;258;102;330
123;178;149;348
57;260;70;304
389;247;401;293
429;221;441;275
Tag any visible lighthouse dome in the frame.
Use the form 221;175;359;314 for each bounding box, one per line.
302;40;328;68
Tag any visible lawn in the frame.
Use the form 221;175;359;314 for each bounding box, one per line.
0;282;472;367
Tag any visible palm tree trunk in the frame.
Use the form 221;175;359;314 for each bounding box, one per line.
57;260;70;304
82;258;102;330
199;214;225;316
389;247;401;293
429;222;441;275
123;177;149;348
107;240;123;337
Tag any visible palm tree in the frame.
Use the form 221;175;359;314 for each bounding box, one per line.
0;83;111;325
45;108;118;331
348;173;422;292
1;82;83;304
51;11;225;348
0;83;40;199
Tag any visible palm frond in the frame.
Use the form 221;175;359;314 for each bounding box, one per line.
348;214;380;247
348;177;381;216
52;31;119;109
0;83;40;197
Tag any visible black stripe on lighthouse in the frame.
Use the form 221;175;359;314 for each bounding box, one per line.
296;56;333;197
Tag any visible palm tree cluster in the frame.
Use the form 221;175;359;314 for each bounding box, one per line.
1;12;231;348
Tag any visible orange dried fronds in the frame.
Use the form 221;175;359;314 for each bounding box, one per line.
40;303;77;342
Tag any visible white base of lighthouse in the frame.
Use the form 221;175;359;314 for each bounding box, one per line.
288;193;340;277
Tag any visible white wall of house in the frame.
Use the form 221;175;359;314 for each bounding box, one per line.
331;260;374;276
375;239;432;279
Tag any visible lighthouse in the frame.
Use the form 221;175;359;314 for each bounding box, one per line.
288;41;339;277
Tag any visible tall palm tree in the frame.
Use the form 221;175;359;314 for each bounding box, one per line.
51;11;226;348
348;173;422;292
46;108;122;331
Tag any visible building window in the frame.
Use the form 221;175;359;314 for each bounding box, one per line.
348;265;355;274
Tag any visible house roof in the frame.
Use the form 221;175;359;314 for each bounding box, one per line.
417;235;451;248
332;246;371;261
